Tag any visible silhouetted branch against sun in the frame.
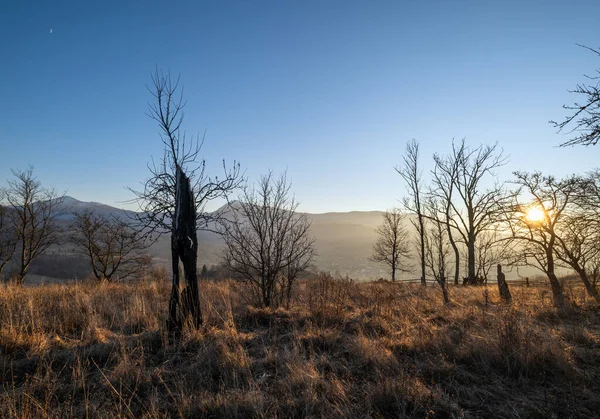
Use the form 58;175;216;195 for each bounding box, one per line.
551;44;600;147
128;68;243;238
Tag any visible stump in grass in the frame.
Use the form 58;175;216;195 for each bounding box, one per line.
497;264;511;302
167;166;201;341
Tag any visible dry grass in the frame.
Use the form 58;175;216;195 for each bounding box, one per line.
1;274;599;418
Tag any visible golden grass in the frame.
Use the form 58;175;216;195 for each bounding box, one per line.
0;274;599;418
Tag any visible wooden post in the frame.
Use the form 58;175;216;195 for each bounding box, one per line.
167;166;201;341
497;264;512;302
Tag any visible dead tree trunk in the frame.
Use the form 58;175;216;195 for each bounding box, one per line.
167;166;201;341
574;268;600;304
497;264;511;302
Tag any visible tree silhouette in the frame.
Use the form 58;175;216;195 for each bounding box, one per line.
551;45;600;146
370;208;412;282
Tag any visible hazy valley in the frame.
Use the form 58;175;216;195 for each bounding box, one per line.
23;197;394;284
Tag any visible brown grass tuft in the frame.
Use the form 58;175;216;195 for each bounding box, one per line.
0;277;599;417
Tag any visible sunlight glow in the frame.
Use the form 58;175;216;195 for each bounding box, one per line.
525;206;546;223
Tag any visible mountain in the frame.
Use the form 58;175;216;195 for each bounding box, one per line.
10;197;548;284
55;196;137;221
147;208;391;279
22;197;391;282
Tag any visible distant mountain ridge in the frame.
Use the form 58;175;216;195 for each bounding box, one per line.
30;196;392;281
10;197;544;284
54;196;137;220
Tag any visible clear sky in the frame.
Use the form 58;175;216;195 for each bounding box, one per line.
1;0;599;213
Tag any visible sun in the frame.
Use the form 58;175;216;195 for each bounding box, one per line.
525;206;546;223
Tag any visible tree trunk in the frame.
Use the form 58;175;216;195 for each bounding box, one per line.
285;274;294;309
439;275;449;304
467;237;476;285
546;247;565;308
391;267;396;282
446;225;460;285
576;269;600;304
497;264;511;302
167;237;181;341
419;213;426;286
547;272;565;307
167;166;201;341
262;275;272;307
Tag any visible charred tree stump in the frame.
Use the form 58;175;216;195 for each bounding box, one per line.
497;264;512;302
167;166;201;342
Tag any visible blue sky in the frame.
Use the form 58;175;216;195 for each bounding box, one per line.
1;0;599;213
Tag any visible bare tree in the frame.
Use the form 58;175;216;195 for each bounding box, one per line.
396;140;426;285
130;69;242;235
129;69;243;338
222;172;315;308
0;191;19;280
551;45;600;146
437;140;508;285
278;220;316;308
423;199;450;303
430;147;461;285
71;210;151;282
370;208;412;282
551;173;600;302
475;226;514;285
504;172;576;307
3;167;65;284
554;212;600;303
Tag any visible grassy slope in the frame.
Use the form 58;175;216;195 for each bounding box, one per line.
0;275;599;418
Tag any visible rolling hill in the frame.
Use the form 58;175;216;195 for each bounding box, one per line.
13;197;545;284
18;197;394;283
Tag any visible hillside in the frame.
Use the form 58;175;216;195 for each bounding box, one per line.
1;276;598;417
18;197;397;283
19;197;545;284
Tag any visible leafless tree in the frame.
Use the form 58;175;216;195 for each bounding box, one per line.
277;226;316;308
475;226;515;285
129;69;243;235
554;212;600;303
504;172;576;307
396;140;426;285
71;210;151;282
550;173;600;302
436;140;508;285
551;45;600;146
222;172;315;307
0;191;19;280
3;167;65;284
370;208;412;282
129;69;243;337
423;198;451;303
430;147;461;285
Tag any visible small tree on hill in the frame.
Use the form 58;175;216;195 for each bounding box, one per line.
423;198;451;303
200;264;208;279
396;140;427;285
430;146;461;285
503;172;576;307
436;140;508;285
222;172;315;307
370;208;412;282
0;190;18;280
552;172;600;302
3;167;65;284
71;210;151;282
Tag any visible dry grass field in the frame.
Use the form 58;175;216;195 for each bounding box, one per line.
1;273;599;418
